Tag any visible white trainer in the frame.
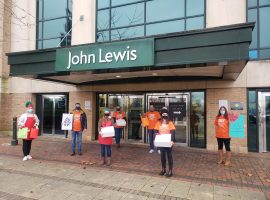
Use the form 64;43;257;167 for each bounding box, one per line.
157;150;161;154
27;155;32;160
23;156;28;161
149;149;154;154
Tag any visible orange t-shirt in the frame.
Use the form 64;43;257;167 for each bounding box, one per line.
146;111;161;130
154;121;176;134
113;111;125;128
73;111;82;131
214;116;230;138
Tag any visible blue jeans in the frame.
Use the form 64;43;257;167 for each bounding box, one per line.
115;128;123;144
148;129;155;150
71;131;82;153
100;144;112;157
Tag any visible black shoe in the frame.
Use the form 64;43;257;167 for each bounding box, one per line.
78;152;82;156
159;169;166;176
166;170;173;177
70;152;75;156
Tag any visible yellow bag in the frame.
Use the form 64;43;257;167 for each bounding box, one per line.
141;117;149;127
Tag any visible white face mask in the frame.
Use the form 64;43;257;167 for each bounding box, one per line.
28;108;33;113
220;110;225;115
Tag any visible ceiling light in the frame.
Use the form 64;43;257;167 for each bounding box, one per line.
152;73;158;76
116;75;121;78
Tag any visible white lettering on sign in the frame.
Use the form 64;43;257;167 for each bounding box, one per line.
67;46;137;69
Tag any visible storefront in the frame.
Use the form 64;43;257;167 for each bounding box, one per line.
7;22;254;151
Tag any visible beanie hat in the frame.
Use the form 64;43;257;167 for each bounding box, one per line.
25;101;33;108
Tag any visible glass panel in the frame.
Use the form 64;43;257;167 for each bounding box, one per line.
44;0;68;19
43;38;62;49
98;0;110;9
249;50;259;59
265;96;270;151
248;91;258;151
168;96;187;143
259;0;270;6
112;0;141;6
187;0;204;16
38;22;43;39
146;20;184;36
111;3;144;28
260;49;270;59
43;97;53;134
37;40;43;49
146;0;184;23
127;96;144;140
111;25;144;40
186;17;204;31
97;31;110;42
190;92;205;148
248;0;257;7
248;9;258;49
54;96;66;135
38;0;43;20
43;18;67;39
97;9;110;30
259;7;270;48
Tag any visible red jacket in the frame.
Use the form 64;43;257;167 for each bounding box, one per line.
98;117;113;145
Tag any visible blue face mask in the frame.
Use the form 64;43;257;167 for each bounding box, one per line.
28;108;33;113
220;110;225;115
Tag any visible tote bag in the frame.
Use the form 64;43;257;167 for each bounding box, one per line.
17;128;28;139
30;128;39;139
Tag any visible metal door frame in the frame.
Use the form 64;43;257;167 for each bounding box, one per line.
146;93;190;146
41;94;67;135
258;92;270;152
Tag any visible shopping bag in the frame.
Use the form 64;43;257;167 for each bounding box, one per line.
116;119;126;126
141;117;149;127
101;126;115;137
17;128;29;139
154;134;172;147
30;128;39;139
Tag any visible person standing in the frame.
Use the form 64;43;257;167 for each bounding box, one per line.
146;103;161;153
18;101;39;161
154;108;176;177
112;106;126;148
70;103;87;156
98;108;114;166
214;106;231;166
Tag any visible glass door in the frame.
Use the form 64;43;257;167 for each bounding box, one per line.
258;92;270;152
147;93;190;146
42;95;67;135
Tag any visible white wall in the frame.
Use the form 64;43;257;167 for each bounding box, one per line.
71;0;96;45
206;0;246;28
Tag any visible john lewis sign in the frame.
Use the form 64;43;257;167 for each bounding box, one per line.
55;38;154;72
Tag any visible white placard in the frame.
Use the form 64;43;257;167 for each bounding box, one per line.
116;119;126;126
61;114;73;130
84;100;91;110
219;100;228;109
154;134;172;147
101;126;115;137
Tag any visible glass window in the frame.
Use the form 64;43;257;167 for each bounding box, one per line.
259;7;270;48
97;31;110;42
187;0;204;16
248;90;258;152
190;91;205;148
248;0;257;7
43;38;62;49
111;25;144;40
111;3;144;28
112;0;140;6
44;0;68;19
43;18;67;39
186;17;204;31
97;9;110;30
259;0;270;6
260;49;270;59
248;8;258;49
146;20;184;36
146;0;184;23
98;0;110;9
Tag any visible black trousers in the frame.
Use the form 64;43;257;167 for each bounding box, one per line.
217;138;231;151
160;147;173;170
22;140;32;156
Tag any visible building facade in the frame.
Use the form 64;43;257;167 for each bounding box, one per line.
1;0;270;153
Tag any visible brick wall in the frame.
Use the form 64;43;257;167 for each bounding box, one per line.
206;88;247;153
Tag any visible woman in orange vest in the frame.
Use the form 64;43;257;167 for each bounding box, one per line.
214;106;231;166
154;108;176;177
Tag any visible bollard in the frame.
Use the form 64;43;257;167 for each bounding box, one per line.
11;117;18;146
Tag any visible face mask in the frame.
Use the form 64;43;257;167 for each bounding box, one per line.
28;108;33;113
220;110;225;115
116;108;120;111
162;116;168;119
105;113;109;117
75;105;80;110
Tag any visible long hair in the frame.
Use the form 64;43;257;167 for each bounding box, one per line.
216;106;229;119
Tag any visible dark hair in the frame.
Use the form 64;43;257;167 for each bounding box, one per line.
217;106;229;119
75;103;80;105
149;103;154;107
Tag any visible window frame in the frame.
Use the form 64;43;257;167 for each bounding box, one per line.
96;0;206;42
247;0;270;60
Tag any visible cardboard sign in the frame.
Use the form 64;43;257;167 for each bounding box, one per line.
61;114;73;130
154;134;172;147
101;126;115;137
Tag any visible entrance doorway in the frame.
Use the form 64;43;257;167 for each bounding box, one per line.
146;93;190;146
41;95;67;135
258;92;270;152
106;94;145;142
